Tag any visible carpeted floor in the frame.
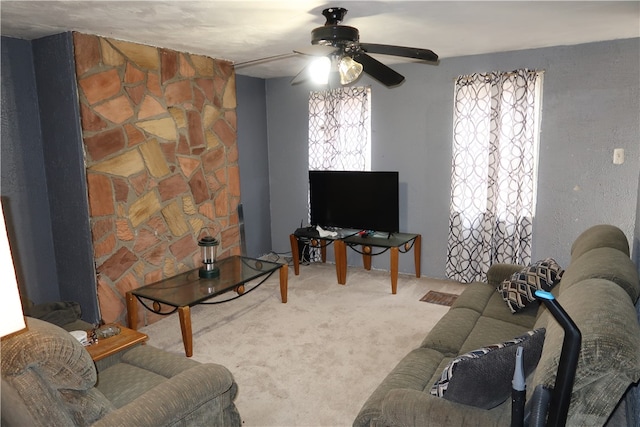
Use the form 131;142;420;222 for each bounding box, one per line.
140;262;465;426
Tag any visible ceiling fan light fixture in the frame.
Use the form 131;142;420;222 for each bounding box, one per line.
309;56;331;84
338;56;363;85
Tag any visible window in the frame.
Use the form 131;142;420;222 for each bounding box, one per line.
308;86;371;172
447;69;543;283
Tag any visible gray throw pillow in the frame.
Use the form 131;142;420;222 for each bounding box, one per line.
430;328;545;409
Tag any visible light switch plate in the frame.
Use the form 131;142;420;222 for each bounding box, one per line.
613;148;624;165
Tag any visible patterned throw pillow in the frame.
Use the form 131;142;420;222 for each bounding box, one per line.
430;328;546;409
497;258;564;313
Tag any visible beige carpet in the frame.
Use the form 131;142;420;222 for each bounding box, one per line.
140;262;465;427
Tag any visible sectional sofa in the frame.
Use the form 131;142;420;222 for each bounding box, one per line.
354;224;640;426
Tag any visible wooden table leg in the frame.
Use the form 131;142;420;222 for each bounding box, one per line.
414;234;422;278
279;264;288;303
390;246;399;294
178;306;193;357
289;234;300;275
363;246;372;270
320;241;327;263
126;291;138;330
334;240;347;285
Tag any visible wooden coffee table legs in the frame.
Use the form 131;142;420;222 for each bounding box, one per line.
280;264;288;303
414;234;422;278
127;291;195;358
177;267;287;357
126;291;139;331
290;234;301;275
128;265;289;358
334;240;347;284
390;247;399;295
178;306;193;357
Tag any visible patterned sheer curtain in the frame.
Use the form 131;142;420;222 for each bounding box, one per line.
308;86;371;171
446;69;543;283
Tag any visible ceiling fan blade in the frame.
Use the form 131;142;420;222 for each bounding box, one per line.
352;52;405;87
360;43;439;63
293;45;338;57
290;63;310;85
236;45;338;69
234;52;298;68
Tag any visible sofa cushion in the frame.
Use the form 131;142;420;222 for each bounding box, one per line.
450;282;495;313
382;388;509;427
559;247;640;303
498;258;563;313
531;279;640;425
430;328;545;409
570;224;629;260
481;291;539;329
453;281;539;328
353;347;447;427
97;345;203;408
0;379;38;427
419;308;481;356
486;263;524;287
2;318;96;390
458;316;535;354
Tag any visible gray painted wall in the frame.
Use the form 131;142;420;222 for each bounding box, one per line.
1;37;59;304
236;75;273;258
1;34;100;322
263;38;640;278
32;33;99;322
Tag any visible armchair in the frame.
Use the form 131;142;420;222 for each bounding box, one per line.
1;317;241;426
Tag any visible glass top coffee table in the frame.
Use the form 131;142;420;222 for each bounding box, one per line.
126;255;288;357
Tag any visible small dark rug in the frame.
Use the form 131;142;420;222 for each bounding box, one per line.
420;290;458;306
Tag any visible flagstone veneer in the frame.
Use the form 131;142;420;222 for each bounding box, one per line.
73;32;240;326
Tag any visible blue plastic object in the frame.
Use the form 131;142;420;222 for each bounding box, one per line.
534;290;555;300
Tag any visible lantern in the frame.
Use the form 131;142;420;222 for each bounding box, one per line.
198;230;219;278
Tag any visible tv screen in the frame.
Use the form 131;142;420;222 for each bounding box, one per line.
309;170;400;233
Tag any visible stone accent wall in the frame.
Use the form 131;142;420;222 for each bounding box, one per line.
73;33;240;327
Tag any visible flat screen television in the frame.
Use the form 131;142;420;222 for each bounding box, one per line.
309;170;400;233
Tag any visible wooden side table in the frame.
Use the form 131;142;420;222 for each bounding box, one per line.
85;324;148;362
340;232;421;294
290;232;345;284
291;228;421;294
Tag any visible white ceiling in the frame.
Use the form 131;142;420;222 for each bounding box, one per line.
1;1;639;79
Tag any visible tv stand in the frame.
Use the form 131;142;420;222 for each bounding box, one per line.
290;229;421;294
290;227;346;284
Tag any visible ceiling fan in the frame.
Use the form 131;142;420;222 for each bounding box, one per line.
297;7;439;87
235;7;439;88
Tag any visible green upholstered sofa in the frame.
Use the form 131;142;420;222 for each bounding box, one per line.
354;224;640;427
1;317;241;426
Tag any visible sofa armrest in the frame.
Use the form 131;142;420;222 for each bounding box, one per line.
381;389;505;427
92;363;237;427
486;263;522;287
